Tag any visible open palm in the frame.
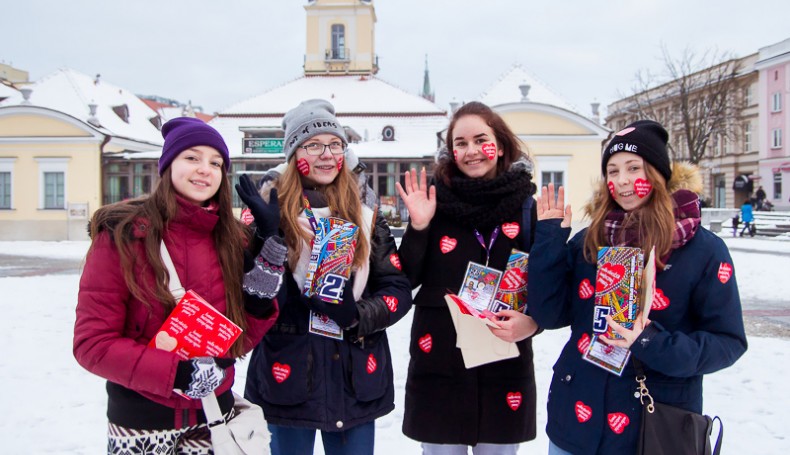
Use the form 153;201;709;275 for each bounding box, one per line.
395;167;436;231
538;183;572;228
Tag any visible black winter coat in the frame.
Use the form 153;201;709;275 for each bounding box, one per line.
398;200;539;445
244;211;413;432
528;220;747;455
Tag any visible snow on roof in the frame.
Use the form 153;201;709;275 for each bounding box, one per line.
479;64;578;113
211;112;448;160
220;75;446;115
0;68;163;146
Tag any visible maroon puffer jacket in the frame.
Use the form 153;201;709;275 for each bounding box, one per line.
74;197;276;427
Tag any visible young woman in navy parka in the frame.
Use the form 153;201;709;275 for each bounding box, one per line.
528;120;747;455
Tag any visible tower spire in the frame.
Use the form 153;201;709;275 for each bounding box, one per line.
421;54;435;102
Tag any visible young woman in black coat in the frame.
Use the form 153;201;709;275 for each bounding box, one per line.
397;101;540;454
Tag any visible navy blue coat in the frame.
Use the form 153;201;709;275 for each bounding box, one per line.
244;212;413;432
528;220;747;455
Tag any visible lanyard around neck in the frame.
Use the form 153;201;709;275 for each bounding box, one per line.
301;192;319;234
473;226;500;267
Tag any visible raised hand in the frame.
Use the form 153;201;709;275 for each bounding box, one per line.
395;167;436;231
538;183;572;228
235;174;280;238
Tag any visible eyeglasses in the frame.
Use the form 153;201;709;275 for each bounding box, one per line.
299;142;346;156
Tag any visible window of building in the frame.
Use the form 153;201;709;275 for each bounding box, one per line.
0;172;10;209
744;122;752;151
774;173;782;200
772;128;783;149
713;136;722;157
36;157;69;209
331;24;346;59
772;92;782;112
541;171;564;187
744;85;754;106
382;125;395;141
0;158;14;209
103;161;157;205
44;172;65;209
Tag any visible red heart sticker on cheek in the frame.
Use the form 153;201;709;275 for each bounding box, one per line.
453;149;459;161
607;181;616;198
481;142;497;160
336;155;344;171
297;158;310;176
634;179;652;198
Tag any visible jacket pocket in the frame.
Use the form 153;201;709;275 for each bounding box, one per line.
257;333;313;406
347;340;389;402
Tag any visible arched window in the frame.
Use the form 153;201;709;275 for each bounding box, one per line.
331;24;345;59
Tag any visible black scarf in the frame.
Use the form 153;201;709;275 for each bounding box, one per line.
435;168;535;229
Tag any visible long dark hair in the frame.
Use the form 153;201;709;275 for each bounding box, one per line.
435;101;528;186
88;165;251;358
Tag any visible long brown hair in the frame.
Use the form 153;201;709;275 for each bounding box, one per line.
277;159;369;270
583;163;675;268
88;165;251;358
435;101;528;185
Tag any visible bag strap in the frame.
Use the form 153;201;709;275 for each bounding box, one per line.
711;416;723;455
160;240;186;300
200;393;228;428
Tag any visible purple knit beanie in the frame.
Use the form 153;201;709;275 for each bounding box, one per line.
158;117;230;175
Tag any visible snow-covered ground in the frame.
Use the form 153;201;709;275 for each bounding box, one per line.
1;238;789;454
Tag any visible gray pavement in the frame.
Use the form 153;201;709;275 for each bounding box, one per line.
0;254;82;278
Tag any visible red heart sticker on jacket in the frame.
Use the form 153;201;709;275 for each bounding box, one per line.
634;179;652;198
366;353;377;374
240;208;254;225
607;412;630;434
578;279;594;299
501;268;527;292
440;236;457;254
577;333;591;354
482;142;497;160
651;288;669;311
383;296;398;312
506;392;522;411
717;263;732;284
390;253;402;270
596;264;625;293
418;334;432;353
272;363;291;383
575;401;592;422
502;222;520;239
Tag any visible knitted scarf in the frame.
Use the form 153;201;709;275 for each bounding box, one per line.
435;165;535;230
603;189;701;256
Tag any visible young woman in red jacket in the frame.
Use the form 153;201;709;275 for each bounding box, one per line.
74;117;284;454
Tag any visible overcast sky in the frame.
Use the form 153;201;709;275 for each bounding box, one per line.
5;0;789;118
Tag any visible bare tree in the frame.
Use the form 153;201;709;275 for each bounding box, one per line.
616;45;744;164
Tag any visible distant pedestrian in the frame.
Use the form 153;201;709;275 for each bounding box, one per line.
740;199;755;237
755;185;766;209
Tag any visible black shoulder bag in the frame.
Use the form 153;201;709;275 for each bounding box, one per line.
634;359;723;455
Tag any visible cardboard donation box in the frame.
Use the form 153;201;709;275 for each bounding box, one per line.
149;290;242;360
595;247;643;339
303;217;359;304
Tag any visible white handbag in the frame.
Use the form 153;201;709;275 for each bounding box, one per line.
161;241;271;454
201;392;270;455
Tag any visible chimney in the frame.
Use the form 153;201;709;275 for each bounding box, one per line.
591;102;600;124
87;103;101;127
449;97;460;114
519;82;531;102
20;87;33;105
94;73;101;85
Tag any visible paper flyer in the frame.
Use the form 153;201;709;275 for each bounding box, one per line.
149;290;242;360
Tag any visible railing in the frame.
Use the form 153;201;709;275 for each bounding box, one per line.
325;48;350;61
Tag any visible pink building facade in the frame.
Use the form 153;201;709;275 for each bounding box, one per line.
757;38;790;210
